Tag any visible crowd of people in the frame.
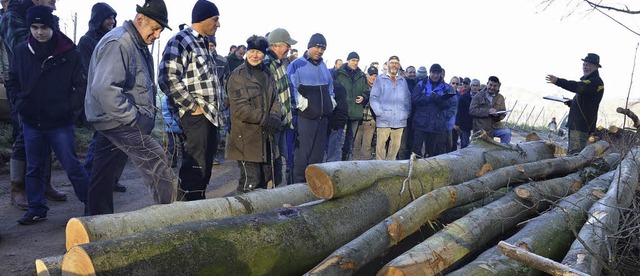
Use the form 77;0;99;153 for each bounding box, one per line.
0;0;603;237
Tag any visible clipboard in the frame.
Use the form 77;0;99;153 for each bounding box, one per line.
543;95;571;103
492;110;510;115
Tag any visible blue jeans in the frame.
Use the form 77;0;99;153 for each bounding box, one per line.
23;123;89;216
326;127;344;162
88;116;176;215
459;129;471;148
494;128;512;144
341;120;359;158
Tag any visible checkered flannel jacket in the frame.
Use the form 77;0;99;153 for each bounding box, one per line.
264;50;293;129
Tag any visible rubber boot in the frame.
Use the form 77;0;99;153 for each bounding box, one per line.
44;153;67;201
10;159;28;210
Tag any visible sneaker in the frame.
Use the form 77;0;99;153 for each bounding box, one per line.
17;211;47;225
213;158;220;165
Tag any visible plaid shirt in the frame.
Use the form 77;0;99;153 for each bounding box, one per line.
158;28;223;127
264;50;293;129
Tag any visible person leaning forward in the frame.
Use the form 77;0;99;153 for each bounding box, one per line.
546;53;604;155
84;0;176;215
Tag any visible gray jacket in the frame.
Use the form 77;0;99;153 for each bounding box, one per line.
85;20;156;132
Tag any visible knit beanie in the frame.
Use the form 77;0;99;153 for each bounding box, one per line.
192;0;219;23
26;5;55;29
246;35;269;54
307;33;326;49
347;51;359;61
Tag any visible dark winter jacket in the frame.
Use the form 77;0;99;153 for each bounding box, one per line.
554;70;604;133
336;64;368;120
226;61;282;163
330;81;348;130
77;2;117;72
287;52;336;120
226;52;244;73
6;31;86;130
411;79;458;133
455;91;475;131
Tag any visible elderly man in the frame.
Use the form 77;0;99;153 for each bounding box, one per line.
85;0;176;215
370;56;412;160
546;53;604;154
336;51;368;161
159;0;222;201
264;28;297;185
469;76;511;143
287;33;336;183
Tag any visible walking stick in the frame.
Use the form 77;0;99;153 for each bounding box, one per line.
266;134;276;189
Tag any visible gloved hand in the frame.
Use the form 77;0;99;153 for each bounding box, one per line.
263;114;281;135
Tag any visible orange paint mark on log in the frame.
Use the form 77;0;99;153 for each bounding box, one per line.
570;182;583;193
477;163;493;177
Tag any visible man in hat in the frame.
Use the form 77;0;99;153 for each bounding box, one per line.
353;65;379;160
6;5;89;224
287;33;336;183
411;63;458;157
335;51;368;161
370;55;412;160
264;28;297;185
546;53;604;154
159;0;223;201
85;0;175;215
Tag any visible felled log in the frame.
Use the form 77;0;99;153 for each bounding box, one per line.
61;142;555;275
65;183;316;250
497;241;589;276
616;107;640;128
449;170;617;276
35;255;62;276
437;187;510;223
306;141;607;276
377;169;595;276
562;148;640;275
306;139;555;200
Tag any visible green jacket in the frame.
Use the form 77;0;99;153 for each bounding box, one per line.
336;64;369;120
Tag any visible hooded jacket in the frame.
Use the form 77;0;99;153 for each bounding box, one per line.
6;31;85;129
77;2;117;72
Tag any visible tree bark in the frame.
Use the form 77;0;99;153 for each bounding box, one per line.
377;171;594;276
616;107;640;128
65;183;317;250
35;255;63;276
306;140;556;200
497;241;589;276
449;170;617;276
562;148;640;275
306;141;607;276
61;142;556;276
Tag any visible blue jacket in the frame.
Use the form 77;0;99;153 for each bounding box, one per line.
287;52;335;120
369;72;411;128
411;79;458;133
6;31;85;130
85;20;157;132
162;97;181;133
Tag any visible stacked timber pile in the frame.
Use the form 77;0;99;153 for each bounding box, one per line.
33;138;640;276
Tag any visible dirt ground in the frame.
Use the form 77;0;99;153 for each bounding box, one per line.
0;157;240;276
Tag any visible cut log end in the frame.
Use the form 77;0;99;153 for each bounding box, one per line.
305;165;335;199
476;163;494;177
526;132;541;141
515;187;531;199
66;218;91;251
377;266;407;276
36;255;63;276
62;246;96;276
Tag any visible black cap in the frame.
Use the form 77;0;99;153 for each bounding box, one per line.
191;0;219;23
247;35;269;54
581;53;602;68
347;51;359;61
136;0;171;30
307;33;327;49
26;5;56;29
429;63;443;73
367;66;378;76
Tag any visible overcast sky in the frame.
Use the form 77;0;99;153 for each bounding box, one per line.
56;0;640;109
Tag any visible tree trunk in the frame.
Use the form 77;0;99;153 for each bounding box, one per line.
35;255;63;276
306;140;556;200
378;171;593;276
61;142;556;276
562;148;640;275
497;241;589;276
65;183;316;250
437;187;510;223
305;141;607;276
449;170;617;276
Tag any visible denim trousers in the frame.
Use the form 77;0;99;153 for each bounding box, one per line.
341;120;360;158
494;128;512;144
88;116;176;215
23;123;89;216
459;129;471;149
376;127;404;160
326;127;344;162
412;130;447;157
